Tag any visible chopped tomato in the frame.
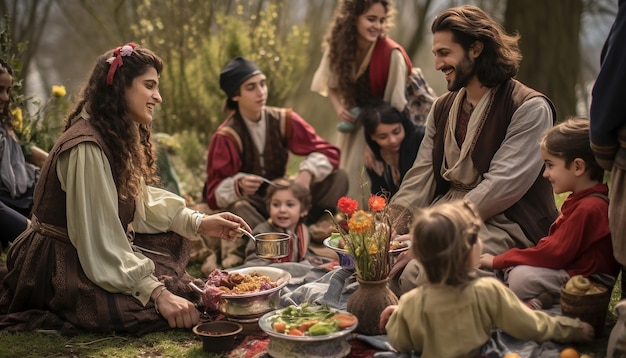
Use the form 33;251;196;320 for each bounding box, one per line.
272;321;286;333
287;328;304;336
331;313;357;328
298;319;319;332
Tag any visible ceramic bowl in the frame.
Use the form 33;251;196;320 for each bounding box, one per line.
257;306;357;358
219;266;291;320
322;236;355;270
192;321;243;353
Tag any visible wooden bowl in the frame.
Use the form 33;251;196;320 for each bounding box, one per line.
193;321;243;353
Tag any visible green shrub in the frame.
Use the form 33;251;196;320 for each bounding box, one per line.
131;1;310;137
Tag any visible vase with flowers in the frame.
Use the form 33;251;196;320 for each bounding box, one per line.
331;195;399;335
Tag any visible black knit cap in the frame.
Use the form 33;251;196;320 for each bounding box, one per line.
219;57;262;99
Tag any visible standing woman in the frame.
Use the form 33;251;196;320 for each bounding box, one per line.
0;44;251;334
361;102;425;197
311;0;413;200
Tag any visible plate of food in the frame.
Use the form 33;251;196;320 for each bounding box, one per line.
259;303;358;358
389;239;412;254
323;234;412;254
323;233;348;254
189;266;291;320
258;303;357;341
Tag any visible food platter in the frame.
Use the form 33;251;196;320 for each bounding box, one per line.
258;304;357;358
258;304;357;341
217;266;291;320
389;239;412;254
220;266;290;298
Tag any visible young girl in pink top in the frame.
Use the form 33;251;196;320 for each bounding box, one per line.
480;118;620;309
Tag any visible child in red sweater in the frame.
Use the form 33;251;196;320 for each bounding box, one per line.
480;118;620;309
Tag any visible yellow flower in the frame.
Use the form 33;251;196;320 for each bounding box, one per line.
51;85;66;98
368;243;378;255
10;107;23;131
348;210;373;234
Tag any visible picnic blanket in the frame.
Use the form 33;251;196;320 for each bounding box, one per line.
230;261;567;357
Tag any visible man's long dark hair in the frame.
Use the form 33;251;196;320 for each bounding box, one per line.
431;5;522;87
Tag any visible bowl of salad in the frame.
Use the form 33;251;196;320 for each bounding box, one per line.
258;303;358;358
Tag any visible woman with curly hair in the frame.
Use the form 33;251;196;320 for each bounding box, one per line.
311;0;419;200
0;44;251;334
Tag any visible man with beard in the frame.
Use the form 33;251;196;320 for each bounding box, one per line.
387;5;558;295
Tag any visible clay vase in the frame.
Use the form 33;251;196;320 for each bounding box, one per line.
346;278;399;335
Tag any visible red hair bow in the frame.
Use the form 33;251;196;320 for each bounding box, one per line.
106;43;138;85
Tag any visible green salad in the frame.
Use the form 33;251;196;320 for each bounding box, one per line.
270;303;357;336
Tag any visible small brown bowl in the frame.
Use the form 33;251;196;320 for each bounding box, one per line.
193;321;243;353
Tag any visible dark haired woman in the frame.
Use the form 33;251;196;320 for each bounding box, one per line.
361;102;424;197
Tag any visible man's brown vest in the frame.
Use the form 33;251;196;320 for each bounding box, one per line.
217;106;292;180
32;119;135;231
432;79;558;244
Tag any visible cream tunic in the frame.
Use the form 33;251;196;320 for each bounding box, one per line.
386;277;586;356
390;89;554;254
57;142;203;305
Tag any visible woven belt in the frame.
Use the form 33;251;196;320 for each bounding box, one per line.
31;215;169;257
31;214;70;242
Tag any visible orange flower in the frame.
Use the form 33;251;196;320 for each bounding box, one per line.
329;195;392;281
348;210;373;234
368;195;386;212
338;196;358;216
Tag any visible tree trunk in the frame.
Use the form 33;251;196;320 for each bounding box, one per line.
505;0;582;122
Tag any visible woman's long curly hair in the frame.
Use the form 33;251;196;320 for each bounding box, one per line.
431;5;522;87
65;45;162;201
323;0;394;107
411;199;482;287
0;58;15;130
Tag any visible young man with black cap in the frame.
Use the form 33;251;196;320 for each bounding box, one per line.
204;56;348;268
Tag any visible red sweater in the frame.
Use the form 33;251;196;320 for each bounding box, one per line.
492;183;619;278
204;108;340;210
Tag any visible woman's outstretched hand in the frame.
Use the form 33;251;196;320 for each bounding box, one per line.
153;288;200;329
197;212;251;241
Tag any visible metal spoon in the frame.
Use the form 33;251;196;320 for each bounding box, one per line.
237;227;257;241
